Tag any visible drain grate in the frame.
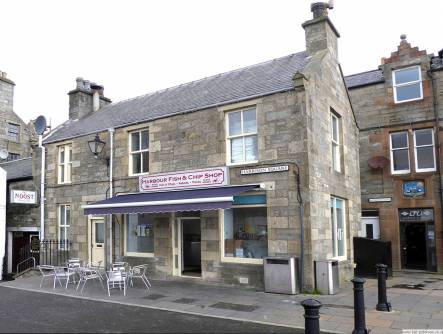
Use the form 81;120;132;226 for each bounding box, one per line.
390;284;426;290
143;294;167;300
209;302;258;312
322;303;354;310
172;298;198;304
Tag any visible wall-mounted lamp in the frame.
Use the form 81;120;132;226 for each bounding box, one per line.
88;134;106;158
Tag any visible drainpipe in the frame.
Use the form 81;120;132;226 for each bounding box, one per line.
108;128;114;263
294;164;305;292
427;70;443;225
39;135;45;240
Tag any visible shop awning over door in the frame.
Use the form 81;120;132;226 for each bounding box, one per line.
83;184;262;215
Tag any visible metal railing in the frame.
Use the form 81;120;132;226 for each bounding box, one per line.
16;257;36;275
39;240;72;267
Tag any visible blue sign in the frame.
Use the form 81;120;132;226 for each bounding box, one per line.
403;181;425;197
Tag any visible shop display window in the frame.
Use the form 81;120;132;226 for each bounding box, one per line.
223;207;267;259
126;214;154;255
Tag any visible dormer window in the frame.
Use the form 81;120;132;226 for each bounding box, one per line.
393;66;423;103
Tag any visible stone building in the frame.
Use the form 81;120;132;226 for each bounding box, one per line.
0;157;40;274
346;36;443;273
0;71;34;161
0;71;38;277
40;3;360;289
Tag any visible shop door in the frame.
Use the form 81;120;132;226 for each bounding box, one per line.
400;222;427;270
180;218;201;277
90;218;105;264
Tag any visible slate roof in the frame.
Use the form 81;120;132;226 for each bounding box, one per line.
44;51;310;144
344;69;384;89
0;157;33;181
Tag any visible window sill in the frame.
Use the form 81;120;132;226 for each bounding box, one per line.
226;160;259;167
394;96;423;104
330;256;347;262
391;170;410;176
124;252;155;258
416;168;437;173
220;256;264;265
57;181;72;185
128;172;150;178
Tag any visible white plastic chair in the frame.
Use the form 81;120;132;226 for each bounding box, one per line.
129;264;151;290
76;268;104;293
106;271;126;296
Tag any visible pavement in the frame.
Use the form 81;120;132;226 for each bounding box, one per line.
0;287;303;333
1;271;443;333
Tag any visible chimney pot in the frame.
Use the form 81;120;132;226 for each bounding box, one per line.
311;2;330;19
83;80;91;91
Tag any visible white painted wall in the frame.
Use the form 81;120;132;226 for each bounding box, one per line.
0;167;6;280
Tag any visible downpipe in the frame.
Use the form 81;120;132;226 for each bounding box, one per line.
39;135;45;240
108;128;114;264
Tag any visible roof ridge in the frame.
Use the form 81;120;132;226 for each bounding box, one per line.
345;68;381;78
109;51;306;108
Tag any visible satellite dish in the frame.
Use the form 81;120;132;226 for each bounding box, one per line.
35;115;47;135
0;149;9;160
368;156;390;169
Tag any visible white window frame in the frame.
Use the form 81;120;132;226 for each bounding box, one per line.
7;123;20;142
331;112;341;172
330;196;347;261
393;65;423;104
414;128;436;173
225;107;258;166
123;214;155;257
57;144;72;184
390;132;410;175
58;204;70;250
219;204;267;265
128;129;149;176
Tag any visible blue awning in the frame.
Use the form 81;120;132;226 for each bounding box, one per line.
83;184;262;215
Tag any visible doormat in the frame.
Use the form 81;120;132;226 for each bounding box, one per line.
172;298;198;304
209;302;258;312
142;294;167;300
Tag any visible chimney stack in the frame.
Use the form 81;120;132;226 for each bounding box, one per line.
302;2;339;58
68;77;111;120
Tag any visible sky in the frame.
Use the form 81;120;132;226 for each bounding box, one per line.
1;0;442;127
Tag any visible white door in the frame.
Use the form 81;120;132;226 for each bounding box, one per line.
90;218;105;264
362;217;380;239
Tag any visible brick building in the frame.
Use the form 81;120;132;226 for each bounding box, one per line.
346;36;443;273
39;3;360;290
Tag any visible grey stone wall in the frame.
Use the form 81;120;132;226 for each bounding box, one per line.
0;74;34;159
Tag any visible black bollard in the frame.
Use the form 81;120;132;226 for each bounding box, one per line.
301;299;322;334
351;277;369;334
376;263;391;311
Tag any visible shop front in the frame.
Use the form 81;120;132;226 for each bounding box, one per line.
399;208;437;272
83;167;270;286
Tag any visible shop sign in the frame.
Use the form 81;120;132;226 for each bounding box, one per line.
403;180;425;198
240;165;289;175
139;167;228;192
10;190;37;204
399;208;434;222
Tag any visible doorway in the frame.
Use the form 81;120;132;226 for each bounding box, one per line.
180;218;201;277
400;222;427;270
89;218;105;265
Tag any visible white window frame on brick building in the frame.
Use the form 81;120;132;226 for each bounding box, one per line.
57;144;72;184
225;107;258;165
128;129;149;176
58;204;71;250
331;111;341;172
390;131;410;174
220;194;268;264
330;196;347;261
414;128;436;173
393;65;423;103
7;122;20;142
